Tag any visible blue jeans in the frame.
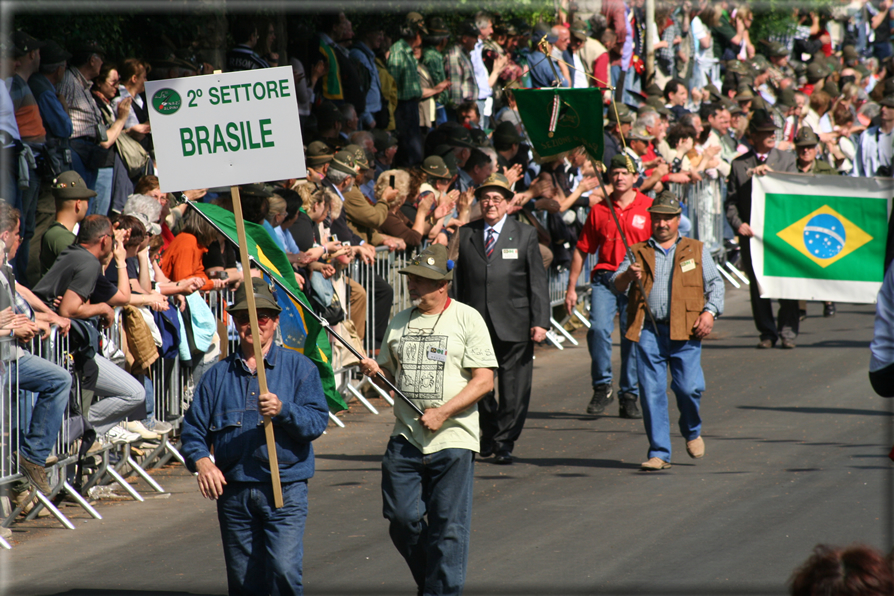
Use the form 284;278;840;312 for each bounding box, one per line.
587;271;638;395
382;436;474;596
14;164;38;285
435;104;447;126
218;480;309;596
91;166;113;216
14;352;72;465
476;99;491;130
635;323;704;462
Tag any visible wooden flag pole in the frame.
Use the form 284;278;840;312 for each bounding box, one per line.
230;185;284;509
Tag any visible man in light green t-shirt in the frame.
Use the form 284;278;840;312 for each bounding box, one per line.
361;243;496;596
39;170;92;278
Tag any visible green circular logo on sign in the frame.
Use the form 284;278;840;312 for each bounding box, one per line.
151;88;182;115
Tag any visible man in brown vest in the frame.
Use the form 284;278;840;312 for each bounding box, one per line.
612;192;724;471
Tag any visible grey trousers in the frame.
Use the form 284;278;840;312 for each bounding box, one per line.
87;355;145;435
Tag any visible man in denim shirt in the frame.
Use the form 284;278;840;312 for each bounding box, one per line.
181;278;329;596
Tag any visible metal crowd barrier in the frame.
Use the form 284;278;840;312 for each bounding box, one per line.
668;179;749;289
545;252;600;350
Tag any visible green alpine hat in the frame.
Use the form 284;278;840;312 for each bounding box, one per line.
399;244;453;281
647;190;682;215
51;170;96;200
229;278;282;313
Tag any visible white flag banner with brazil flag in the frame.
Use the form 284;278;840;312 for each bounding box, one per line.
190;202;347;412
751;172;894;303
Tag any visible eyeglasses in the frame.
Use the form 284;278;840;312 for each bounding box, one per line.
480;197;506;205
233;312;275;326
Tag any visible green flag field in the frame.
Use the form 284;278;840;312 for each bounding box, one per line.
751;172;894;303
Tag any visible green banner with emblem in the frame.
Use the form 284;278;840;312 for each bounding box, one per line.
512;88;606;162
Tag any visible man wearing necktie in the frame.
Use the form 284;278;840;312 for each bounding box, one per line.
726;109;799;349
453;173;550;465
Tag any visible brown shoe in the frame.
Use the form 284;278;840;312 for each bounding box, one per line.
641;457;671;470
757;339;774;349
19;456;52;494
10;488;49;518
686;436;705;459
780;339;796;349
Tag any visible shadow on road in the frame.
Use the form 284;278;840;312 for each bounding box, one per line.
41;592;226;596
738;405;892;417
316;453;383;463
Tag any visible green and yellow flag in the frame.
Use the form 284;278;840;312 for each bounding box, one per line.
191;202;346;412
512;88;606;162
751;173;894;303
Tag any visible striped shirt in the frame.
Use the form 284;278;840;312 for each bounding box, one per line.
612;236;724;320
58;66;102;139
387;39;422;101
8;74;45;143
444;44;478;107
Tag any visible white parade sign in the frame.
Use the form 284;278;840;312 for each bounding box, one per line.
145;66;306;192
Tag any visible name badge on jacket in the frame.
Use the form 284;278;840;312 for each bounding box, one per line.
680;259;696;273
502;248;518;259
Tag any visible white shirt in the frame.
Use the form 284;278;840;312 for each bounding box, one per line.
483;214;508;245
572;53;588;88
471;40;492;100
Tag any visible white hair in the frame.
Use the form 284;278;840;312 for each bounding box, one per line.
637;112;659;128
479;146;498;169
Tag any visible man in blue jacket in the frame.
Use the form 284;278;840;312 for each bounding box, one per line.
181;278;329;596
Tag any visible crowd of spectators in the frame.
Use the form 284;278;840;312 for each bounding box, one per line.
2;0;894;518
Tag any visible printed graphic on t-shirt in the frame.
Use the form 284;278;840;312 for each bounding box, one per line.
397;333;447;409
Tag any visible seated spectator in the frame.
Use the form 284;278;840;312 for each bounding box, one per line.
376;166;455;248
160;209;233;292
263;193;289;251
294;183;366;341
456;147;493;193
102;215;168;309
271;187;308;265
0;203;74;512
121;193;207;298
40;171;94;279
32;215;147;444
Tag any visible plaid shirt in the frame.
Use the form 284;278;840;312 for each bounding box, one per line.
387;39;422;101
444;44;478;108
57;66;102;139
422;46;447;104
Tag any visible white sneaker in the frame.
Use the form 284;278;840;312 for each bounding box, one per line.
147;419;174;435
107;425;142;444
123;420;160;440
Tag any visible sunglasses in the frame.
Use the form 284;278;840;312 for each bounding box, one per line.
232;312;276;326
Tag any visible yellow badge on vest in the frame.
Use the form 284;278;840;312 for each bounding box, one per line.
680;259;696;273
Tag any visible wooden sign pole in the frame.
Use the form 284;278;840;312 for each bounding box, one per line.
230;185;284;509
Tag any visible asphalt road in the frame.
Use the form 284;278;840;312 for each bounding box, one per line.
1;287;891;596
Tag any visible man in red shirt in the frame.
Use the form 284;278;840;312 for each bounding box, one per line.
565;153;653;418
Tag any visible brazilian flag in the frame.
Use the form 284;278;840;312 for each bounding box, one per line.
191;202;347;412
512;88;606;162
752;173;894;304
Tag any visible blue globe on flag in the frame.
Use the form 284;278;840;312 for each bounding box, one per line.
803;214;846;260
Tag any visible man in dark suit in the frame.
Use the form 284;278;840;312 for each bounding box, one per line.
453;173;550;464
726;109;799;349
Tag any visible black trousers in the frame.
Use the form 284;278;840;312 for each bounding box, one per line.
741;237;800;342
393;99;423;168
479;337;534;454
